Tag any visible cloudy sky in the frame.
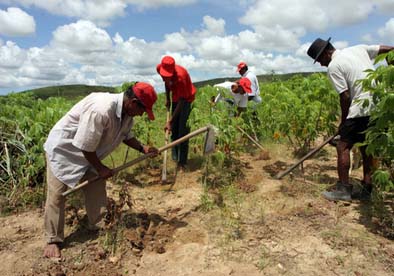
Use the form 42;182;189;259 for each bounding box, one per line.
1;0;394;95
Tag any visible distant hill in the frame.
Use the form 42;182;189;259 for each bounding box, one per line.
23;84;116;99
10;72;316;99
193;72;315;88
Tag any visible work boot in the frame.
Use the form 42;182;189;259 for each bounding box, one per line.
352;182;372;201
322;182;352;202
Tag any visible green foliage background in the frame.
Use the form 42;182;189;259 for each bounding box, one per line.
1;73;340;212
361;52;394;193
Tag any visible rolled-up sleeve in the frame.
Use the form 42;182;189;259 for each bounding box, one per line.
328;65;348;94
125;130;135;141
365;45;380;59
72;110;106;152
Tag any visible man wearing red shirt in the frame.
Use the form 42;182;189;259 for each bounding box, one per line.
157;56;196;170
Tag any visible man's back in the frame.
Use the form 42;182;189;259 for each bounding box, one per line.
243;70;260;97
44;92;134;187
328;44;379;118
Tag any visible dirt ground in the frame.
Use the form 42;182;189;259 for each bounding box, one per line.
1;143;394;276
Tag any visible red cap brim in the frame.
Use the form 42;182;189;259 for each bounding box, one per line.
158;64;174;77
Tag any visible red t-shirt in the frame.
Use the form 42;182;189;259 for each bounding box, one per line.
161;65;196;103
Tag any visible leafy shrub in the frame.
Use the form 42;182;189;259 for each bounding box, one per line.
0;93;73;211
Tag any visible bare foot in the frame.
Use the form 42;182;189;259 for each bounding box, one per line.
177;164;187;173
43;243;61;259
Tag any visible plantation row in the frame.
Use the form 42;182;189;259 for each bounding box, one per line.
1;66;394;211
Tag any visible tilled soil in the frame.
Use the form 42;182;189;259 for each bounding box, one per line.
1;143;394;276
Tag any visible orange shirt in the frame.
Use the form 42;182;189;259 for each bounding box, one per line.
166;65;196;103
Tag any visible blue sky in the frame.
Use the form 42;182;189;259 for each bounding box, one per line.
1;0;394;95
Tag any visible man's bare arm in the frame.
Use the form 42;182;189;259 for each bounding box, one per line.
378;45;394;55
339;90;351;124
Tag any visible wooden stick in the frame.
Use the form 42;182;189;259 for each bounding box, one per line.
274;135;335;180
62;126;212;197
161;110;170;183
236;126;265;151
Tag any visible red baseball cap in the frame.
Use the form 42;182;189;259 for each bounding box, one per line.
237;62;247;72
133;82;157;120
238;77;251;93
157;56;175;77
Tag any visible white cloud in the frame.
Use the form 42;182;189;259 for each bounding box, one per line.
238;0;380;51
0;41;26;68
52;20;112;53
5;0;197;25
2;1;394;94
114;35;160;70
263;54;311;74
242;0;378;29
202;15;226;36
0;12;323;93
333;40;349;50
23;47;69;80
377;0;394;15
361;33;374;44
196;36;239;59
378;18;394;44
238;27;301;52
0;7;35;36
0;44;72;89
295;42;311;58
240;0;327;32
162;32;190;52
5;0;126;26
125;0;196;10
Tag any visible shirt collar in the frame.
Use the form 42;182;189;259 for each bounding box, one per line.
331;49;340;60
115;93;124;119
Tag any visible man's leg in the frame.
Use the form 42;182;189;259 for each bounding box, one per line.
360;145;373;193
337;140;352;186
81;170;107;227
44;161;67;258
177;102;191;167
171;102;180;162
321;140;353;201
353;116;373;199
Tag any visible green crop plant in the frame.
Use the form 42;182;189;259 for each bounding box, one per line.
362;52;394;189
355;52;394;235
190;85;248;191
257;74;338;156
0;74;342;214
0;93;73;211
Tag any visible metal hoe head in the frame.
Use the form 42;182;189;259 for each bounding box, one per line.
203;125;217;154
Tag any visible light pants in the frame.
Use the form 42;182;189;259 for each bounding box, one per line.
44;159;107;244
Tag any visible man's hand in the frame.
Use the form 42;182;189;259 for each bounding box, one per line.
143;145;159;157
97;165;114;179
82;150;113;179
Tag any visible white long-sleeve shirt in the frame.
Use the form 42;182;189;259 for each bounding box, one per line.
44;92;135;187
242;70;260;97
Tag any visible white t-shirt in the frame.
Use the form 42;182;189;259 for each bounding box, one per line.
327;44;379;119
213;81;248;108
44;92;135;187
242;70;262;103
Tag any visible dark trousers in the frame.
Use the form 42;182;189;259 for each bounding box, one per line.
171;101;192;165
